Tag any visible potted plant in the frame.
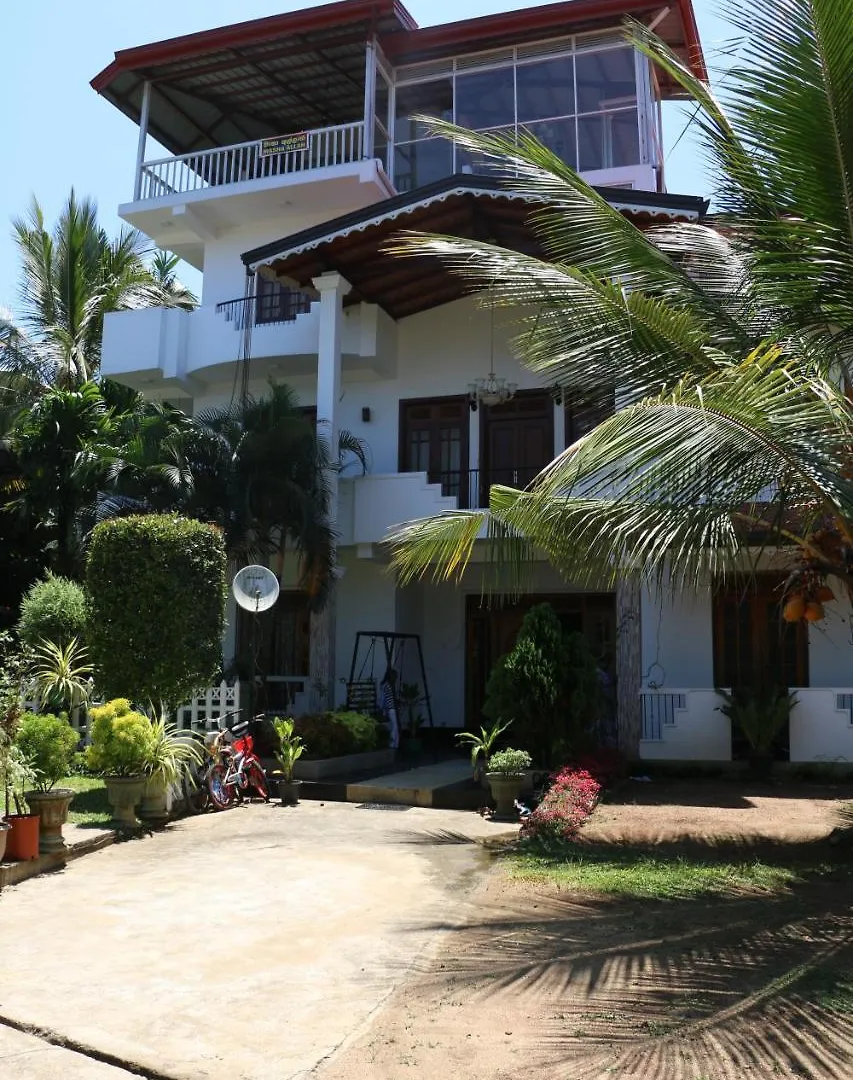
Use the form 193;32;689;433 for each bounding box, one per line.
273;717;306;805
86;699;157;828
138;708;204;823
717;689;794;779
486;748;532;820
0;632;40;860
15;711;79;852
457;719;512;787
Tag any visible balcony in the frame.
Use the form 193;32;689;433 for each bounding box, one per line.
119;120;393;267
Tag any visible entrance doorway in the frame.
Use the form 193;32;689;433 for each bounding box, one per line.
465;592;615;726
479;390;553;506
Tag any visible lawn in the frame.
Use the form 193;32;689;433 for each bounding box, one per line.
60;775;111;827
507;844;826;898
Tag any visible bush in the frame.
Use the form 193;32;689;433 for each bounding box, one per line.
488;748;532;776
293;711;385;758
18;575;87;648
521;767;601;844
86;699;157;777
482;603;603;767
15;711;79;791
86;516;227;708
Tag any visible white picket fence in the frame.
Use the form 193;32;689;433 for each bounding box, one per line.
176;681;241;731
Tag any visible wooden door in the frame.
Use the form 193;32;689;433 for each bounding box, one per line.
480;391;553;505
400;396;469;506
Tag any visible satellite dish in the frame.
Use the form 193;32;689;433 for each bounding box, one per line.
233;565;280;613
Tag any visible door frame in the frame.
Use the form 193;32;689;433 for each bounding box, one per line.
479;389;554;500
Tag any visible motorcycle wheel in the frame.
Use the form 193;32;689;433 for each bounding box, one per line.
208;765;236;810
246;761;269;802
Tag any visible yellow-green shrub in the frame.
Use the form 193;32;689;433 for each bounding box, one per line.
86;699;156;777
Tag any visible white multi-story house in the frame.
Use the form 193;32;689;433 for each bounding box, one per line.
93;0;853;765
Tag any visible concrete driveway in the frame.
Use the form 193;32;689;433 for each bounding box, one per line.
0;802;511;1080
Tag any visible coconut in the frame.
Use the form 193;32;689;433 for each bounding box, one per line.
783;595;806;622
804;601;825;622
817;584;835;602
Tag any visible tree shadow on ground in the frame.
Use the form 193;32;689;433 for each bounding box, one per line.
395;826;853;1079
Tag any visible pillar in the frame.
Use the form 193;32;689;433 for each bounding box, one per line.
134;81;152;200
616;576;642;759
308;272;351;710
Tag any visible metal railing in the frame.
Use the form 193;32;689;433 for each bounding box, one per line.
136;119;366;200
216;290;314;330
421;466;547;509
640;691;687;742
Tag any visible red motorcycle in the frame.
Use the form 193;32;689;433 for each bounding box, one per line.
203;710;269;810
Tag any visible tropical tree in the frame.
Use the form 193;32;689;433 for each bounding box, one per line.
390;0;853;623
169;384;366;606
0;190;196;407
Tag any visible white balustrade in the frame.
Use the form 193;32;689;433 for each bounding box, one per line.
137;121;366;201
176;681;241;731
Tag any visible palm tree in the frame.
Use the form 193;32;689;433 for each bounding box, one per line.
388;0;853;755
171;384;366;606
390;0;853;603
0;191;196;405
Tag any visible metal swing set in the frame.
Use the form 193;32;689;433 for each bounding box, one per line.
345;631;434;729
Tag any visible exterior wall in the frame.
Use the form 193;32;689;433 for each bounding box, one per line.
641;582;714;690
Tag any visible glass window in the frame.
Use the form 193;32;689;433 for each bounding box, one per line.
575;47;637;113
516;56;575;122
375;72;390;132
578;109;639;171
455;67;515;130
524;117;577;169
395;80;453;142
394;138;453;191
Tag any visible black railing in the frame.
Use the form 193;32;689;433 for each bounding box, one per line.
422;467;546;509
215;290;313;329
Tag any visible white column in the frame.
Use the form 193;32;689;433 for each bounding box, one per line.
363;40;377;159
309;272;351;710
134;81;152;200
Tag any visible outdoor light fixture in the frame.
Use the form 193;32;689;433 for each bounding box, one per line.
467;303;517;411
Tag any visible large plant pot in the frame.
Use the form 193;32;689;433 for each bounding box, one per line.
0;820;9;862
279;778;303;806
4;814;40;861
138;776;170;824
104;776;146;829
24;789;74;853
486;773;524;821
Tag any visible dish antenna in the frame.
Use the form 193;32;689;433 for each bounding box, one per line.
232;565;280;720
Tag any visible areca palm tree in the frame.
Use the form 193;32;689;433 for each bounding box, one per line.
1;191;196;409
390;0;853;633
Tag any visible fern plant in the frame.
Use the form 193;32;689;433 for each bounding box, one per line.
717;689;795;755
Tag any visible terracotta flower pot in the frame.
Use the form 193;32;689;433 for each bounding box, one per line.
104;776;146;829
4;814;40;860
486;773;524;820
24;789;74;853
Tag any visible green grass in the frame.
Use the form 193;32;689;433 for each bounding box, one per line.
60;775;112;827
798;971;853;1014
507;847;816;899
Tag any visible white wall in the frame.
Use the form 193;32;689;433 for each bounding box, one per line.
334;552;397;709
639;690;732;761
641;582;714;689
789;689;853;763
808;589;853;685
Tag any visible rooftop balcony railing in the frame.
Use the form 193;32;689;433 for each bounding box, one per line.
215;290;314;330
135;119;366;201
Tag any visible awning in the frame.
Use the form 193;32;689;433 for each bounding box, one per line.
242;174;708;320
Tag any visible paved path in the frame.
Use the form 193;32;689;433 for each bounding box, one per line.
0;801;513;1080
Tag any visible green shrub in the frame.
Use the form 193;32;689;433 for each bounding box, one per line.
488;748;532;776
483;604;602;767
293;711;386;759
15;711;79;791
85;515;227;708
86;699;157;777
18;575;87;648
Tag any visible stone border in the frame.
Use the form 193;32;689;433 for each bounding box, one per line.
0;829;115;889
293;748;396;782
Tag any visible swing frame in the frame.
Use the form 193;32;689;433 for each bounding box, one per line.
346;632;434;729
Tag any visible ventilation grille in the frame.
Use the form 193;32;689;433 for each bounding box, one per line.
575;29;624;51
397;59;453;82
455;47;515;72
516;37;573;61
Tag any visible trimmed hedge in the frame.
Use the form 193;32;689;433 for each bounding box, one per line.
18;574;87;648
86;516;227;707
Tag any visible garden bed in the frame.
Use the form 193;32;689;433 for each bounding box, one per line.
293;748;396;782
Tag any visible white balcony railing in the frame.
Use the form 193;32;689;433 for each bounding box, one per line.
136;120;366;201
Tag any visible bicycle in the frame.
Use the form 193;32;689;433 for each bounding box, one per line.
204;710;270;810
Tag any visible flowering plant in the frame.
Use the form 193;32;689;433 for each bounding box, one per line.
521;767;601;843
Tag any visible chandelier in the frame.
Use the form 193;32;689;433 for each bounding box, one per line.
467;303;517;411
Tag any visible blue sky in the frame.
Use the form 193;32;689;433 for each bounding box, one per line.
0;0;733;315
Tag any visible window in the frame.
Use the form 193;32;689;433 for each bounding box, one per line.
565;390;615;445
255;275;310;325
400;396;469;506
392;41;644;189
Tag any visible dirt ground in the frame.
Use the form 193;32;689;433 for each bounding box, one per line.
319;783;853;1080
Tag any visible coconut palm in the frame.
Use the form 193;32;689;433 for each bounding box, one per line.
0;191;196;405
389;0;853;628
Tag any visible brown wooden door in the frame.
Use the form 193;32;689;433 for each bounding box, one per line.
480;391;553;505
400;396;469;506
